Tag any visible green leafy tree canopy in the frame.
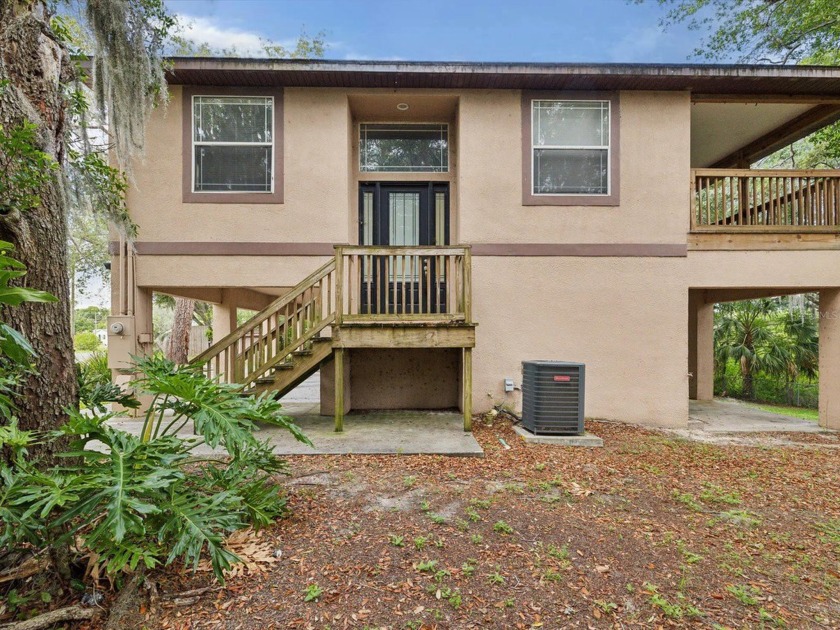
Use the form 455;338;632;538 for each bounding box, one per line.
643;0;840;63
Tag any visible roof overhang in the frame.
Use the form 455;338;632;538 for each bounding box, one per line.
162;58;840;96
691;101;840;167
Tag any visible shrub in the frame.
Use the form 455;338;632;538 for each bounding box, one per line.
76;350;138;413
0;355;311;582
74;331;103;352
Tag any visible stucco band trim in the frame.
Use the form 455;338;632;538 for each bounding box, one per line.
108;242;335;256
110;242;686;257
182;86;284;204
469;243;686;257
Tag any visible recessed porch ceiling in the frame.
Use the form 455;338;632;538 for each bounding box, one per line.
691;101;840;168
348;94;458;121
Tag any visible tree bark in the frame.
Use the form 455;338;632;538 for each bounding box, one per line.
0;1;77;458
167;298;194;364
0;605;100;630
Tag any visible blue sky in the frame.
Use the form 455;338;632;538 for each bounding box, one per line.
166;0;716;64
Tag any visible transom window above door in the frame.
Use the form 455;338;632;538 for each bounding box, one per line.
359;123;449;172
192;96;274;193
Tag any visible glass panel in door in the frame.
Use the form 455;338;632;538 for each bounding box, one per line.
359;183;449;315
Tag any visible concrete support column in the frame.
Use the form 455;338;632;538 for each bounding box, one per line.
110;286;155;416
688;290;715;401
212;291;237;342
819;288;840;430
135;287;154;357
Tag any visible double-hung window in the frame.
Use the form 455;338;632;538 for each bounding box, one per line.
192;95;274;193
523;94;618;205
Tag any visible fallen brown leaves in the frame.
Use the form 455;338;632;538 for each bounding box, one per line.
117;419;838;629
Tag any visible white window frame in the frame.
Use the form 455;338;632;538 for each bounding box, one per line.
530;99;611;197
358;122;450;173
191;95;275;194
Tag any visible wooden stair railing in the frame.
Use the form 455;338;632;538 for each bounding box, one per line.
192;259;337;388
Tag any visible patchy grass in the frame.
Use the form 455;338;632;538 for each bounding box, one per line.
746;401;819;421
148;419;840;630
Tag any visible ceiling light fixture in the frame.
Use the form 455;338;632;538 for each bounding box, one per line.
397;102;409;111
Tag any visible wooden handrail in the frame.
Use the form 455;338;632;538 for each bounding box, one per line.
192;258;336;385
691;169;840;232
192;245;473;388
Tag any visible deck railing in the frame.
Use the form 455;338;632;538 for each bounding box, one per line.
336;246;472;323
691;169;840;232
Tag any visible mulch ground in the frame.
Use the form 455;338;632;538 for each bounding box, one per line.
116;418;840;628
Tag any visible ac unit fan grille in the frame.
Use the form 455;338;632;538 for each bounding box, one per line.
521;361;585;435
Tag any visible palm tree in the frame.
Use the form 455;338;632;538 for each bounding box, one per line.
714;299;819;401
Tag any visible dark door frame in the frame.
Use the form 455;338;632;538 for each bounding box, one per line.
358;181;450;247
357;182;451;314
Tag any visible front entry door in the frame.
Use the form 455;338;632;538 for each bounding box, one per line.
359;182;450;314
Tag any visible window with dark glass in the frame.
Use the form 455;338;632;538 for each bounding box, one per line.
360;123;448;172
193;96;273;193
532;100;610;195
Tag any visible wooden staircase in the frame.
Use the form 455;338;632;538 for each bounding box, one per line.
191;246;476;431
191;258;338;398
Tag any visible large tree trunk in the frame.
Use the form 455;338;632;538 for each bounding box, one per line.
167;298;194;364
0;1;77;457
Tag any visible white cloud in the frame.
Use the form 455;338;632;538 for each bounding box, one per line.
174;15;397;61
175;14;268;56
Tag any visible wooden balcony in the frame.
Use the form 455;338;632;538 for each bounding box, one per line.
690;169;840;250
194;245;474;390
334;246;475;349
691;169;840;232
192;245;475;432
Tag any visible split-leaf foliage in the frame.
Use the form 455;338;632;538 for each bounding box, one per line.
1;269;310;581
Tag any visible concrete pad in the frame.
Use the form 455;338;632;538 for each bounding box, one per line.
512;425;603;447
663;398;839;446
688;399;825;433
109;406;484;457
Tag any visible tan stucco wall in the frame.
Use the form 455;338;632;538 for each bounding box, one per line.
471;257;689;426
457;90;691;245
686;250;840;287
128;86;350;245
135;255;331;289
118;84;840;429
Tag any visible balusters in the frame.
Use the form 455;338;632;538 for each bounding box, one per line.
692;170;840;230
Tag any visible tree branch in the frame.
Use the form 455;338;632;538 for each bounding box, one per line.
0;605;100;630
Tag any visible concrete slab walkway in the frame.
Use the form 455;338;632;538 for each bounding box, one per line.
664;398;838;447
688;398;823;433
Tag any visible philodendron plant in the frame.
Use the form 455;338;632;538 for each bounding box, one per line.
0;354;311;582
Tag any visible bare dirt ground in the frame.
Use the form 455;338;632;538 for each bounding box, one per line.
105;418;840;629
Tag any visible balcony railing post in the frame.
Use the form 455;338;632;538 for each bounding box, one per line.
690;172;697;231
463;247;472;323
335;246;344;325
